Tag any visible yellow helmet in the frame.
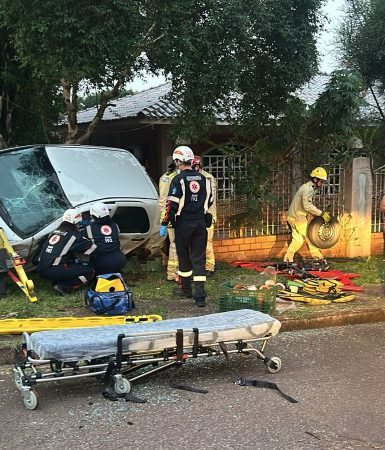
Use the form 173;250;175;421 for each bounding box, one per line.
310;167;328;181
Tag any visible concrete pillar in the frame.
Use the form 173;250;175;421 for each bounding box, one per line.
343;157;372;257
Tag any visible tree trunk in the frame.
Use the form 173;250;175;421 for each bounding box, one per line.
62;78;79;144
0;133;7;149
0;90;14;148
63;23;160;144
74;67;131;145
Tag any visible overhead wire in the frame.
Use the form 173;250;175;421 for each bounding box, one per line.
0;94;171;134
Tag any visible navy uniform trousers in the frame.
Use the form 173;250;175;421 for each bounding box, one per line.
174;216;207;299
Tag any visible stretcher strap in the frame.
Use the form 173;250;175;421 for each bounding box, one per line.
176;329;183;364
170;381;208;394
219;341;229;360
192;328;199;358
125;393;147;403
101;387;147;403
236;377;298;404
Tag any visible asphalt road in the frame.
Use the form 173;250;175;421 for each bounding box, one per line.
0;323;384;450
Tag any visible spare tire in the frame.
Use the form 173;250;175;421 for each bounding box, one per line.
307;216;342;249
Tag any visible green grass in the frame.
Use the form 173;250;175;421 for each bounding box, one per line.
0;257;383;319
0;261;259;319
329;256;385;285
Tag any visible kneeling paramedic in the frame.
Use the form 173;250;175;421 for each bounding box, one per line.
37;209;97;295
284;166;330;265
81;202;126;276
160;146;213;307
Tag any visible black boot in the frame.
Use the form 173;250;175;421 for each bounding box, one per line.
194;281;207;307
195;297;206;307
172;276;192;298
53;284;70;296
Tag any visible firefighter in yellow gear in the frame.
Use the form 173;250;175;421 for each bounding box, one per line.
158;162;179;281
192;155;217;275
284;167;331;263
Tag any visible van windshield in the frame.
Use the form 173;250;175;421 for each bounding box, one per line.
0;146;70;237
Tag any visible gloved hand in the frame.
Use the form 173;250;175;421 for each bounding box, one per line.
160;225;168;237
321;211;331;223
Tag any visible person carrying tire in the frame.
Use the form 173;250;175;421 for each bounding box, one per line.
160;146;213;307
283;167;330;266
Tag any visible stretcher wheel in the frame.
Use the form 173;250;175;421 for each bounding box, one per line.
114;377;131;395
23;390;39;410
267;357;282;374
14;370;23;391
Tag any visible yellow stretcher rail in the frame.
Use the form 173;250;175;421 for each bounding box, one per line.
0;228;38;303
0;314;163;334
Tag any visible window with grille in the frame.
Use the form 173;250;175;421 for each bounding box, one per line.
202;145;249;200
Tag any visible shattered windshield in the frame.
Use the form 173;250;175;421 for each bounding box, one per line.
0;146;70;237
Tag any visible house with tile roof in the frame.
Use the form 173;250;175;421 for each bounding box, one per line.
76;75;385;258
77;82;233;183
77;74;381;187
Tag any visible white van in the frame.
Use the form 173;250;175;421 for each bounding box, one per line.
0;144;160;262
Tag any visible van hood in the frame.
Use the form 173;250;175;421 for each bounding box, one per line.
46;145;157;206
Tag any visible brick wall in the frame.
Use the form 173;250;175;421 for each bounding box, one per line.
213;232;385;262
371;232;384;257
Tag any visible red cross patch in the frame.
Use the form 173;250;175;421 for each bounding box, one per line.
189;181;200;193
100;225;112;236
49;235;60;245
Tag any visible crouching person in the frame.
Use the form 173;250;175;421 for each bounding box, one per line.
81;202;126;276
37;209;97;295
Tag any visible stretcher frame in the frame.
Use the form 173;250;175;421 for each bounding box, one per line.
14;326;282;410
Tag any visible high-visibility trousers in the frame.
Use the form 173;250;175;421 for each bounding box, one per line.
284;217;323;262
205;225;215;272
167;228;179;281
167;225;215;279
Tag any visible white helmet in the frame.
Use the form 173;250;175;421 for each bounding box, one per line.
172;145;194;163
62;209;82;224
90;202;110;218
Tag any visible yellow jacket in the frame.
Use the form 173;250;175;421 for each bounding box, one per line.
201;169;217;222
158;169;177;223
288;181;322;221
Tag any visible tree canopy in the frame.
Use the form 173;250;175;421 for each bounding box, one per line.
338;0;385;121
1;0;325;144
0;25;61;148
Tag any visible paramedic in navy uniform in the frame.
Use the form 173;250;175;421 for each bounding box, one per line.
160;146;213;307
37;209;97;295
81;202;126;275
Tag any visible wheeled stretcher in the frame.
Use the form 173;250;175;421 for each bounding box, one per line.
14;309;282;410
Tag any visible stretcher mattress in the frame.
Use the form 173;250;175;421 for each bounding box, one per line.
26;309;281;362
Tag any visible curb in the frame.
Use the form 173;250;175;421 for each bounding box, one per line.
279;308;385;332
1;309;385;366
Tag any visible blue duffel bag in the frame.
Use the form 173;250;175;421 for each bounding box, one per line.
84;273;134;316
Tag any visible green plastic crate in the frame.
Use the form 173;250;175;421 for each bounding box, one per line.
218;276;277;314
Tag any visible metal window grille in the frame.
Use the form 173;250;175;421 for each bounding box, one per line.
314;164;345;217
372;165;385;232
203;145;346;239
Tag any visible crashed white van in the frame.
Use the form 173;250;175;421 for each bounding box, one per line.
0;144;160;262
